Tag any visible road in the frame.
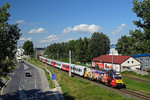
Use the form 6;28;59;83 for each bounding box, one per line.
1;62;56;100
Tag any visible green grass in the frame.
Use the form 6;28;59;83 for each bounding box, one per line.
124;78;150;95
2;76;9;81
24;58;55;88
122;71;150;81
47;67;134;100
42;68;55;88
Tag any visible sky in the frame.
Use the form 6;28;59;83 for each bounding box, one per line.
0;0;140;48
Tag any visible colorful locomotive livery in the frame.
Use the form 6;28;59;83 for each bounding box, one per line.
39;56;126;88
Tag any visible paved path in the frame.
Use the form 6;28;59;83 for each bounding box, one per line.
24;61;64;100
0;62;58;100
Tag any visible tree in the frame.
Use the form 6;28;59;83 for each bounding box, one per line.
89;32;110;59
23;40;34;55
83;37;90;62
75;38;85;62
131;0;150;53
116;35;136;55
132;0;150;30
116;0;150;55
44;32;110;63
0;3;21;77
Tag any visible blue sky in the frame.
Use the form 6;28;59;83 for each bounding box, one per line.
1;0;139;47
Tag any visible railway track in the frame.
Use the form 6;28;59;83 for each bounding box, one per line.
123;75;150;83
120;89;150;100
45;63;150;100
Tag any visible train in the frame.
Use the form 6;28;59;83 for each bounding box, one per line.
39;56;126;88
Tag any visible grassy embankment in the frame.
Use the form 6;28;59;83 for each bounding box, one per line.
29;57;134;100
0;76;9;89
122;71;150;81
25;58;54;88
122;71;150;95
124;78;150;95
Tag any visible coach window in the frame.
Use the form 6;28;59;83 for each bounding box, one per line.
127;61;129;63
79;69;80;72
79;69;81;72
80;69;82;72
132;61;134;63
145;59;149;62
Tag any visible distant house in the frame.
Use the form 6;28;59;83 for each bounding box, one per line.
132;53;150;71
16;48;24;56
109;48;119;55
35;48;45;55
92;55;141;72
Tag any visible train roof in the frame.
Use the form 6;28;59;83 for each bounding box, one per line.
72;65;86;69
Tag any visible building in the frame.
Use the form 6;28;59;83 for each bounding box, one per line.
92;55;141;72
132;53;150;71
16;48;24;56
109;48;119;55
35;47;45;55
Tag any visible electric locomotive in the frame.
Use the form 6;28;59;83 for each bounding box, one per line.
84;67;126;88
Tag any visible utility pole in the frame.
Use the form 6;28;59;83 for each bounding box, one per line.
112;50;113;71
69;50;72;77
36;48;37;59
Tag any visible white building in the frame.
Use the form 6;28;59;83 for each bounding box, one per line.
92;55;141;72
16;48;24;56
109;48;119;55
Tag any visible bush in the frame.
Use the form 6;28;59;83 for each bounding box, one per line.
122;71;150;80
146;68;150;73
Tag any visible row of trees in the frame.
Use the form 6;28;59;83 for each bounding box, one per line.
23;40;34;55
0;3;21;78
116;0;150;55
44;32;110;63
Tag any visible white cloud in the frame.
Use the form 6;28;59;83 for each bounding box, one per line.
65;38;74;42
112;23;126;34
19;37;32;41
26;37;32;41
16;20;25;24
40;35;60;43
63;24;102;34
28;27;47;34
19;38;26;41
47;35;57;39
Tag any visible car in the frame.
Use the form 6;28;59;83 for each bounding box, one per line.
25;72;31;77
21;60;24;63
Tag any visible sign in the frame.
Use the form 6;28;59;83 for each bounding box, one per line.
99;62;104;69
51;74;56;80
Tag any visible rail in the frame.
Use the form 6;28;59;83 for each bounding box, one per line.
120;89;150;100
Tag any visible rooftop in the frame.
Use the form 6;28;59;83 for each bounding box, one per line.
92;55;131;64
132;53;150;58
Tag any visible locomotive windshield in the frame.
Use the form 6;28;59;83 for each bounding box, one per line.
114;73;122;79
